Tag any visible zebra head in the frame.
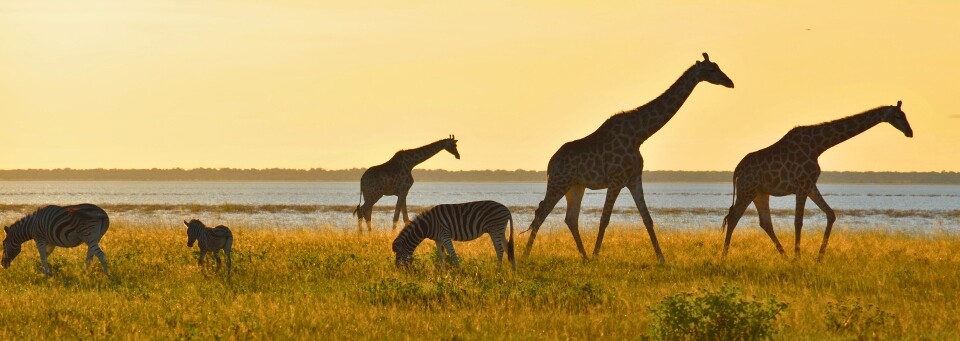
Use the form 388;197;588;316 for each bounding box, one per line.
2;226;21;269
444;135;460;160
184;219;205;247
392;220;424;269
392;238;415;269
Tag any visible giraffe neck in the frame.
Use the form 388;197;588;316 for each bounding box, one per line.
393;140;448;170
807;108;887;155
619;65;700;146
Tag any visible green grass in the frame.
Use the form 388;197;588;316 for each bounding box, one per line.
0;221;957;340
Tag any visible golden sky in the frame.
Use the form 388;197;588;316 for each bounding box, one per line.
1;1;958;171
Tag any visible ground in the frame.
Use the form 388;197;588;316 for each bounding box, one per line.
0;221;956;340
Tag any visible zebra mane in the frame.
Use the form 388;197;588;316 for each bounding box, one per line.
5;206;46;232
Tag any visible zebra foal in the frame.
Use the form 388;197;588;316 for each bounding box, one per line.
2;204;112;278
184;219;233;275
392;200;515;271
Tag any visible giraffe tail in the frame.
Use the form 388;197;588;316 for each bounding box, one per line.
721;173;738;233
352;193;362;218
507;214;516;271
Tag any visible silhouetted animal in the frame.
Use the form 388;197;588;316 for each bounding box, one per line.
523;53;734;264
722;101;913;261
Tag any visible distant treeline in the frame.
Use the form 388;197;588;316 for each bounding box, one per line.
1;168;959;184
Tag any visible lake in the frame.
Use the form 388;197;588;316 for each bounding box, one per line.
1;181;957;233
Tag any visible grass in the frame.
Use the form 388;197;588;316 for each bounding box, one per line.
0;220;957;340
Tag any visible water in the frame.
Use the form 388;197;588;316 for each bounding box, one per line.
1;181;958;232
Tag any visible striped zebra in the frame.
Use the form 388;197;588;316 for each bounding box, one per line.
392;200;515;271
184;219;233;275
2;204;111;278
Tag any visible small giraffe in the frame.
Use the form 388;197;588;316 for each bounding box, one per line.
522;53;735;263
722;101;913;261
354;136;460;231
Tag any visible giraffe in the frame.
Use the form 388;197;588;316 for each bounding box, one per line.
721;101;913;262
522;53;735;263
354;136;460;231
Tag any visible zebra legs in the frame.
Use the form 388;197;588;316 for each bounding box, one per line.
85;242;112;278
808;186;836;262
435;241;446;268
490;233;506;270
35;241;53;277
433;239;460;271
198;250;207;268
592;187;622;258
628;180;665;264
214;252;222;270
224;240;233;275
442;238;462;271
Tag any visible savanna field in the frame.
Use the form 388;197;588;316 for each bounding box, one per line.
0;219;957;340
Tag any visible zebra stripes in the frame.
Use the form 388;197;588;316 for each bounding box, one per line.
392;200;515;271
2;204;112;278
184;219;233;275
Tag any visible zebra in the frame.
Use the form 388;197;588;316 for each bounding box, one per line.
392;200;515;271
184;219;233;275
2;204;112;278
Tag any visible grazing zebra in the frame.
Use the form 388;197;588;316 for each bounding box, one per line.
184;219;233;274
2;204;112;278
354;136;460;231
392;200;515;271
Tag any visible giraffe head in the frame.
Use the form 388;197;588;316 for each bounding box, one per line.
695;53;735;88
1;225;21;269
882;100;913;138
444;135;461;159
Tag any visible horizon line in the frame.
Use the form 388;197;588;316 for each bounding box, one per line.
1;168;958;173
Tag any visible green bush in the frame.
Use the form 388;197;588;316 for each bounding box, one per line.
825;299;902;340
646;285;787;341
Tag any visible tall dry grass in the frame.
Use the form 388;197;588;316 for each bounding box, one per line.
0;221;957;339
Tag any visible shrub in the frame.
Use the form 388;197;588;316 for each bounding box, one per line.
646;284;787;341
824;299;902;340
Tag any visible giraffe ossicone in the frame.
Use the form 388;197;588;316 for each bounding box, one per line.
353;137;461;231
721;101;913;261
522;53;735;264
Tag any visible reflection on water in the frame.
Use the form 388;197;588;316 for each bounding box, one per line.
0;181;958;232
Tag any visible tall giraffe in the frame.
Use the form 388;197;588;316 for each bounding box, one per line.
354;136;460;231
522;53;735;263
722;101;913;261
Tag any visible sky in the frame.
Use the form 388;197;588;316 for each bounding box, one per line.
1;1;958;172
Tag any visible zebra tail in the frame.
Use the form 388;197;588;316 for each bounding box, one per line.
721;173;737;233
507;214;515;270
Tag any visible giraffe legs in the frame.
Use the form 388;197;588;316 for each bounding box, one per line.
522;181;567;258
592;186;622;258
722;190;754;258
563;185;589;260
360;194;381;232
392;198;403;230
794;193;808;259
808;186;836;262
753;193;786;256
628;181;665;264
